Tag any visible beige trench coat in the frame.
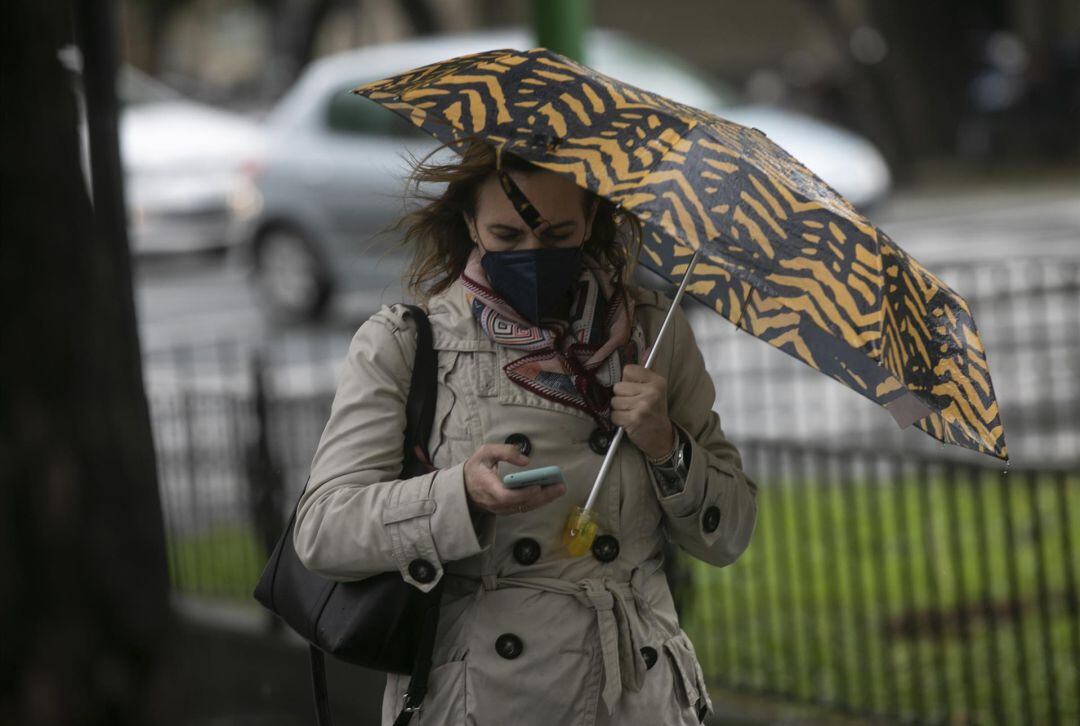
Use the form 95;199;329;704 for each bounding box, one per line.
293;276;759;726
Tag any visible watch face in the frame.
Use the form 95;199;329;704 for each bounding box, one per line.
676;441;690;471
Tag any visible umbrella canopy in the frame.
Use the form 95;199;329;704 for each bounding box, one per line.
353;47;1008;462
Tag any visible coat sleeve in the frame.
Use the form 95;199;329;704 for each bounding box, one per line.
646;300;758;568
292;303;494;593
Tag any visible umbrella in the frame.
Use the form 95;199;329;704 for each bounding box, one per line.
352;47;1009;468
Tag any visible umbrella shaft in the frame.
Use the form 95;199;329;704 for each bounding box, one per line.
582;248;701;513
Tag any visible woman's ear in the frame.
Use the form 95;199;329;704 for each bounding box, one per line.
462;212;476;243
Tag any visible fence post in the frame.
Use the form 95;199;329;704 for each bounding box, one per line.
246;348;285;632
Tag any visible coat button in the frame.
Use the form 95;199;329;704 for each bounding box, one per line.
495;633;523;659
589;427;612;455
591;534;620;563
640;646;658;670
702;505;721;534
512;537;541;566
407;558;436;583
505;432;532;457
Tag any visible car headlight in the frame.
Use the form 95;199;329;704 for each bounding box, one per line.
228;178;263;220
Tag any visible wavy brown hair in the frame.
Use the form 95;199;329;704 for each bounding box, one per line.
377;137;644;302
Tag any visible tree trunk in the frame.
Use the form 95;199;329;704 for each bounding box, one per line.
1;2;177;724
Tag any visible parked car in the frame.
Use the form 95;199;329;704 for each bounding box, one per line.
119;66;261;255
229;27;892;321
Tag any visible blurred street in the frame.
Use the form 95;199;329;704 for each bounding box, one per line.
136;173;1080;467
136;175;1080;352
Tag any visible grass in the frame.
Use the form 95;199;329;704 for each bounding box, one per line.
680;461;1080;725
166;522;266;602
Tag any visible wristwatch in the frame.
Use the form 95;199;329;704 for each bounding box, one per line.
647;426;691;496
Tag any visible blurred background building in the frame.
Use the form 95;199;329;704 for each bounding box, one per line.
118;0;1080;167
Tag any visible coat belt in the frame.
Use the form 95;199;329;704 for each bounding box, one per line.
447;571;652;714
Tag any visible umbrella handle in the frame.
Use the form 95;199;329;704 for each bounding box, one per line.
580;248;702;514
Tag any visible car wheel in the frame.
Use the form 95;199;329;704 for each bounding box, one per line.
254;226;332;322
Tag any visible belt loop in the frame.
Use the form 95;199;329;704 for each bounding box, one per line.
581;579;614;611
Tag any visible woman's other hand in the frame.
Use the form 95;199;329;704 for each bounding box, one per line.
463;443;567;516
612;363;676;460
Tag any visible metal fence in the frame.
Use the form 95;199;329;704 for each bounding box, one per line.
144;255;1079;724
679;441;1078;725
687;256;1080;467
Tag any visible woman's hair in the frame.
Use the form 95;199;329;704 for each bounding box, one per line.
378;136;644;301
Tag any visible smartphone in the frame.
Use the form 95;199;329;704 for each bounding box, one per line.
502;465;565;489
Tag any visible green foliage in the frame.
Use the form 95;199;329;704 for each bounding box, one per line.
681;465;1080;724
166;522;264;601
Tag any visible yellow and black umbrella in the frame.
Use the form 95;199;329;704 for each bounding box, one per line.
352;47;1008;464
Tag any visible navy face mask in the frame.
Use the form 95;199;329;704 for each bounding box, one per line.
480;245;584;325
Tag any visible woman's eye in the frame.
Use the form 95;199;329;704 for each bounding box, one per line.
494;232;571;243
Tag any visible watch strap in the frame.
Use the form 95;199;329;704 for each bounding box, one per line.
648;427;690;496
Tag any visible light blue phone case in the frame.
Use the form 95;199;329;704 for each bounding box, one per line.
502;465;565;489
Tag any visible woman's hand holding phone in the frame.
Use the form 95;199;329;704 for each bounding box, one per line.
463;443;566;516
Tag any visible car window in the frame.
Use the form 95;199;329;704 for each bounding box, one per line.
325;87;430;139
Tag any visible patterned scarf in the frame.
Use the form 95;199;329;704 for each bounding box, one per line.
461;247;648;431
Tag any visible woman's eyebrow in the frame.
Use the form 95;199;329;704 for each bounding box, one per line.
489;220;577;231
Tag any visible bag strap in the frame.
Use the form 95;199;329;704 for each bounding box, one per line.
402;304;437;473
308;303;441;726
394;586;442;725
394;303;442;726
308;645;333;726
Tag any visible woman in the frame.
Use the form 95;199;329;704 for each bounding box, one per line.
292;139;758;725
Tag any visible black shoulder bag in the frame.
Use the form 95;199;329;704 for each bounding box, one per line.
253;304;444;726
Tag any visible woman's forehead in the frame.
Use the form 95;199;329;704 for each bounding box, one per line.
476;169;585;223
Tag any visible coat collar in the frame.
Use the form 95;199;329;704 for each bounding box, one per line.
425;274;667;352
427;277;495;351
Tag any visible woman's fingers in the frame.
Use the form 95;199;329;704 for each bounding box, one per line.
464;443;571;515
492;483;566;515
622;364;661;383
500;481;566;507
478;482;566;516
614;376;665;402
611;408;642;430
612;380;644;397
528;482;567;508
612;364;673;457
611;394;643;410
479;442;530;468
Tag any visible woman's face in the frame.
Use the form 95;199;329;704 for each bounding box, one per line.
463;169;598;253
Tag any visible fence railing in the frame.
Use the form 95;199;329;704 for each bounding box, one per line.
686;256;1080;467
680;440;1079;726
